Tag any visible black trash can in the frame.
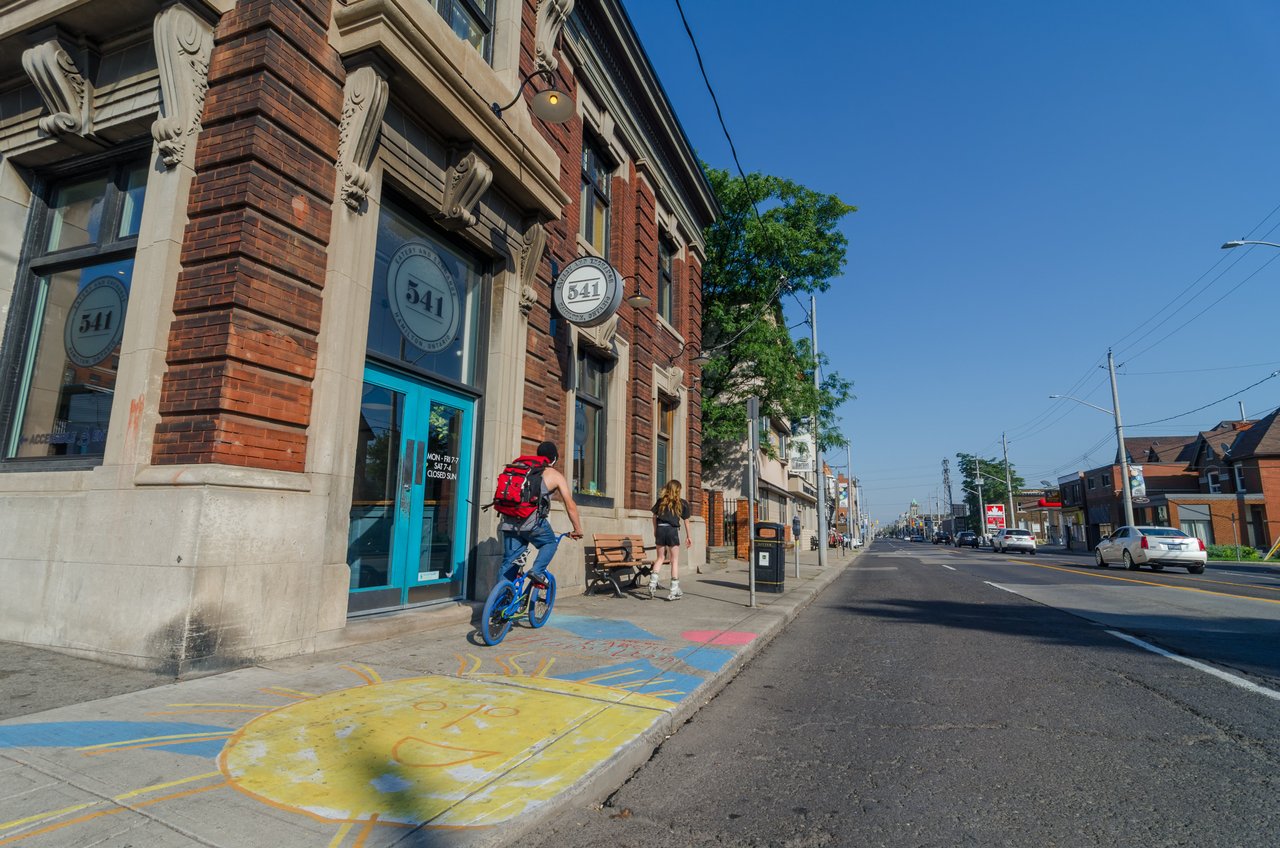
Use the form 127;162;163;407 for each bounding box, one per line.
753;522;785;593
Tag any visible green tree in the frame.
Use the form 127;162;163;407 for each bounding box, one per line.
700;167;857;469
956;453;1026;533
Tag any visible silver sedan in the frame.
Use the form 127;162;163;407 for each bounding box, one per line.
1094;526;1207;574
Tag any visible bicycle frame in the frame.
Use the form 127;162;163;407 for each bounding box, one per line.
491;532;572;624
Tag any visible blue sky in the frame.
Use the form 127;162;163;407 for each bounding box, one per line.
622;0;1280;524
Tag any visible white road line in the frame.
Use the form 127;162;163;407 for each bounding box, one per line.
1105;630;1280;703
984;581;1017;594
939;564;956;571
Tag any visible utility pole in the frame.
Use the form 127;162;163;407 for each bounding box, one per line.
811;294;828;567
976;454;986;539
746;396;758;609
844;440;855;540
1108;348;1136;528
1002;433;1015;530
942;458;953;533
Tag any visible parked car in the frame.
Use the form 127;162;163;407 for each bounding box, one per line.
1094;526;1207;574
932;531;952;545
992;528;1036;554
910;534;926;542
954;530;979;548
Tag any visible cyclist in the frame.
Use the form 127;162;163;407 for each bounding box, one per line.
499;441;583;585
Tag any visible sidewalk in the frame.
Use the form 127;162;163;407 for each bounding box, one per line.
0;545;863;847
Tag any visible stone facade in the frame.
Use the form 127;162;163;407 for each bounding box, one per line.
0;0;716;671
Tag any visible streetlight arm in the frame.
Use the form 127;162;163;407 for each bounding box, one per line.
1049;394;1115;416
1222;240;1280;250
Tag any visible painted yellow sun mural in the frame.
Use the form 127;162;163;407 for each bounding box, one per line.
220;666;673;831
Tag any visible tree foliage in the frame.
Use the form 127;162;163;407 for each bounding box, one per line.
956;453;1026;533
699;167;857;469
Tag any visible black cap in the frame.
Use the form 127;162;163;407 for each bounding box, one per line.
536;441;558;463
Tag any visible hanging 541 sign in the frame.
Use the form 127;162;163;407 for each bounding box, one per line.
553;256;622;328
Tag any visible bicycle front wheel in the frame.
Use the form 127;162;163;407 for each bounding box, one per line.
481;580;518;646
528;573;557;628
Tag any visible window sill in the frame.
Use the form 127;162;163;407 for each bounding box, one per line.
574;492;614;509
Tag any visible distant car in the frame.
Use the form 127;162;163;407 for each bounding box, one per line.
992;528;1036;554
954;530;979;548
1095;526;1206;574
932;532;952;545
910;534;926;542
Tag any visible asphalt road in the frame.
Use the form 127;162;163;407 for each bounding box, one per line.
527;540;1280;848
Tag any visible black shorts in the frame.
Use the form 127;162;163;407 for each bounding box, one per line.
655;525;680;547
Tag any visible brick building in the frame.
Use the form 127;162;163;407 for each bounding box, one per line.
0;0;715;671
1067;419;1276;552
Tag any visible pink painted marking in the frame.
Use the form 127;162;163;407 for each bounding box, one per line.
681;630;757;646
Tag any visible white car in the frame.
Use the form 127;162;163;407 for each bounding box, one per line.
1094;526;1206;574
992;528;1036;554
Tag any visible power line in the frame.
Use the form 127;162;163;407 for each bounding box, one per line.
1127;371;1280;428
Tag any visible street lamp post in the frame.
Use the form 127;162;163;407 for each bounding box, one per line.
1050;347;1135;529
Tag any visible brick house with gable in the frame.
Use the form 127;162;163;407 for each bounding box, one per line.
0;0;716;671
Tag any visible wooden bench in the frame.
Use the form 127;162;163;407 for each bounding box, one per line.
586;533;655;597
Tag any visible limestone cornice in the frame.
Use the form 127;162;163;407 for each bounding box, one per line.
0;0;229;43
332;0;567;219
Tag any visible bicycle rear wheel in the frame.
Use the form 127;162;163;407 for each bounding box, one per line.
528;573;557;628
481;580;517;646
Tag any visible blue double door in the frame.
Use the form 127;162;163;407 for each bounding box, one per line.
347;363;475;614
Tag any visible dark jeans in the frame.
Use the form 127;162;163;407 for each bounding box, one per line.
501;518;559;582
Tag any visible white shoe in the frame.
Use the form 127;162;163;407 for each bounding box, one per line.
648;577;660;598
666;585;683;601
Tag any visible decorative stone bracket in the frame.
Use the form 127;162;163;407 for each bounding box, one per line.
534;0;575;74
436;148;493;230
337;65;389;210
655;363;685;399
517;219;546;315
152;4;214;168
577;314;619;356
21;37;93;137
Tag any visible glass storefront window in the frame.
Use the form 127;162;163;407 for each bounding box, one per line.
3;161;146;463
366;199;482;386
46;175;109;252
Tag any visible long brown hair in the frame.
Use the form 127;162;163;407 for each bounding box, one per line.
657;480;682;516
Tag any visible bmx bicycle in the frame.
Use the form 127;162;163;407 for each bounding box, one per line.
480;531;571;646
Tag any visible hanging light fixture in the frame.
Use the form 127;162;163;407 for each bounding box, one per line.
491;70;575;124
623;274;650;308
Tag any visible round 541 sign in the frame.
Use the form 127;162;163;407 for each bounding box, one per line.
553;256;622;328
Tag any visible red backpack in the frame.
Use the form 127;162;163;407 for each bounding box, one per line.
489;455;551;520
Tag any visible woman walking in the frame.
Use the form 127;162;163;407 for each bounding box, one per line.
650;479;692;600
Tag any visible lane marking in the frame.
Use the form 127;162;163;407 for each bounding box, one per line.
1105;630;1280;702
939;564;956;571
984;582;1018;595
1001;558;1280;606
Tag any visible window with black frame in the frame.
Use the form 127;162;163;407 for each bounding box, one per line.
580;137;611;257
655;397;676;487
1;160;147;463
657;237;674;324
574;350;610;500
432;0;494;61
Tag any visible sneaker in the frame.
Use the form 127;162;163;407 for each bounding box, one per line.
527;572;549;588
666;585;683;601
647;577;660;598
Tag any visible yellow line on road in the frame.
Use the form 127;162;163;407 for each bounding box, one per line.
1007;558;1280;605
